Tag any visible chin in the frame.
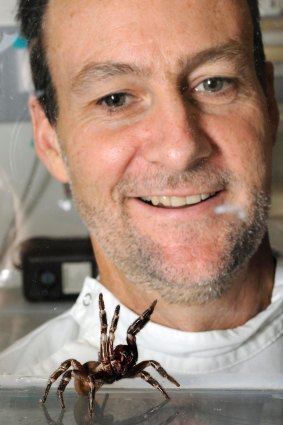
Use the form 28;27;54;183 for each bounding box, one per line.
128;224;264;306
138;257;237;306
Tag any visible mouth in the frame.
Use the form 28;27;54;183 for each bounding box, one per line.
139;192;217;208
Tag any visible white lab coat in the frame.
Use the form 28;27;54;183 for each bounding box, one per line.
1;258;283;389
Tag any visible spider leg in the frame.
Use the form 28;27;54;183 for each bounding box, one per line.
126;300;157;346
124;360;180;399
56;370;72;409
57;367;89;409
87;375;103;418
108;304;120;359
99;293;109;363
134;360;180;387
140;370;170;399
41;359;85;404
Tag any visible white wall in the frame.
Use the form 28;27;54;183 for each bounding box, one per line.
0;0;17;26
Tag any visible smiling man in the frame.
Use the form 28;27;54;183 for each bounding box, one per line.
0;0;282;384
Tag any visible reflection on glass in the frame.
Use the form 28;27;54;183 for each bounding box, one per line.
1;388;283;425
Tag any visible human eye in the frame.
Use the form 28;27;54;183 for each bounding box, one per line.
96;92;133;111
194;77;235;94
191;77;238;105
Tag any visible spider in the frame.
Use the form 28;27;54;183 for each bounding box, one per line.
41;293;180;417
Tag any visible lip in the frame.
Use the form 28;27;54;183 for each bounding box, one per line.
128;190;225;220
140;192;216;207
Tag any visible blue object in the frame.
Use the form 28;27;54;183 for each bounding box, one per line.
12;36;28;49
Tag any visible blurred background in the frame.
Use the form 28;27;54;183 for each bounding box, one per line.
0;0;282;351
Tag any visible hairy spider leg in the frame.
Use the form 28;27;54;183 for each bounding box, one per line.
57;370;72;408
142;370;170;399
128;360;180;387
124;360;180;399
99;293;109;364
108;304;120;359
41;359;85;405
125;299;158;355
99;293;115;376
87;374;104;418
127;300;157;339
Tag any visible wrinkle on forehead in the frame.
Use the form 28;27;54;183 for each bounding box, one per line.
44;0;253;96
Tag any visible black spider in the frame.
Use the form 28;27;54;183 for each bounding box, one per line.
41;293;180;417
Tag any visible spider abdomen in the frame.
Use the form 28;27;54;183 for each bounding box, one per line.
74;377;89;396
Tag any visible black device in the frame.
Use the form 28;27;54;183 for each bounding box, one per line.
20;238;97;301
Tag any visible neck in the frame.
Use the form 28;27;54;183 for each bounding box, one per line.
92;235;275;332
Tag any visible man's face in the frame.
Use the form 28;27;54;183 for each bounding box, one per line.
41;0;277;304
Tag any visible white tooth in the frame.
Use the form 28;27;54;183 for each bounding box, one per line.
171;196;187;207
186;195;202;205
151;196;160;206
142;193;215;207
161;196;171;207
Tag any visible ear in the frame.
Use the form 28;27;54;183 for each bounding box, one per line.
29;96;69;183
265;61;279;146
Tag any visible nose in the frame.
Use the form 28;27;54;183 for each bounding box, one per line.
139;94;213;171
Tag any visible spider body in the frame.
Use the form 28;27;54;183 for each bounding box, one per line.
41;293;180;417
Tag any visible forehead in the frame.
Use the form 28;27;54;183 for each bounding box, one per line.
44;0;253;86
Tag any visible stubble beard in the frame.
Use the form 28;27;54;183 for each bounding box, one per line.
70;168;271;306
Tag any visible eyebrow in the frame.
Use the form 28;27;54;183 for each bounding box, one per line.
71;63;150;94
71;40;249;95
178;40;249;74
